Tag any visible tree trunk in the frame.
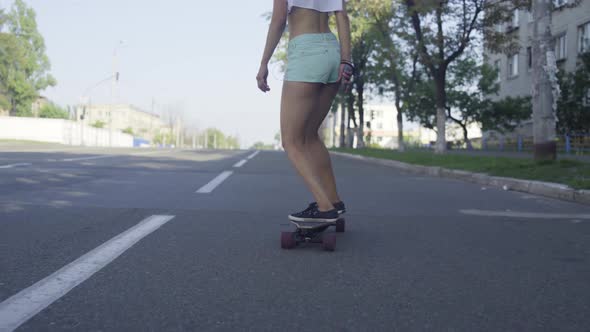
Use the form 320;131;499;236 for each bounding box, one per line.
331;110;336;148
339;99;346;148
532;0;557;161
394;89;405;151
356;82;365;149
462;124;472;150
10;97;16;116
346;93;357;148
434;71;447;154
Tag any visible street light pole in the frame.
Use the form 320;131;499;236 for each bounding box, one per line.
110;40;125;147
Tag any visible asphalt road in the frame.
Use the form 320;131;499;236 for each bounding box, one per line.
1;145;589;331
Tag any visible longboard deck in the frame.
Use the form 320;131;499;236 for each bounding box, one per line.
289;220;335;230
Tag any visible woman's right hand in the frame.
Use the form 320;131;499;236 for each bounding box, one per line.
256;65;270;93
338;63;354;93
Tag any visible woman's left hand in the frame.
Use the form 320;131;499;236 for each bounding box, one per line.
256;65;270;93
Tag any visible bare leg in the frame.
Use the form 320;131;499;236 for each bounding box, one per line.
304;82;341;204
281;81;334;211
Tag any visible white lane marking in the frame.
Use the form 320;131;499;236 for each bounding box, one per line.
233;159;247;168
61;155;116;162
59;150;167;162
460;209;590;219
0;163;32;169
196;171;233;193
0;215;174;332
247;151;260;159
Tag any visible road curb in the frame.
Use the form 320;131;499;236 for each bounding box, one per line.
331;151;590;206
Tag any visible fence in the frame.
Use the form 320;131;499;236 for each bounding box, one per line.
0;117;134;147
480;134;590;155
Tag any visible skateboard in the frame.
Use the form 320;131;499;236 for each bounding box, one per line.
280;218;345;251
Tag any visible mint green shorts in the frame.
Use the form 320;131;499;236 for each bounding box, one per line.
285;33;341;84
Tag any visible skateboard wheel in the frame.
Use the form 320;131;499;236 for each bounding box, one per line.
336;218;345;233
281;232;296;249
322;233;336;252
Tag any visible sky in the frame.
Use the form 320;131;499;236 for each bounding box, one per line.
0;0;288;148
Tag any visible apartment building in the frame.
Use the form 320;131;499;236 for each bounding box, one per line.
75;104;165;141
485;1;590;139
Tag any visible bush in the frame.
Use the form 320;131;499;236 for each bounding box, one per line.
39;103;69;119
91;120;106;128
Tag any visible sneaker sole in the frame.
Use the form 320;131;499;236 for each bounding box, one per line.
288;215;339;223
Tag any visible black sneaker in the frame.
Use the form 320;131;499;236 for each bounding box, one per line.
289;206;339;222
308;201;346;215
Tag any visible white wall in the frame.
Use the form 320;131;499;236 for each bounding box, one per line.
0;117;133;147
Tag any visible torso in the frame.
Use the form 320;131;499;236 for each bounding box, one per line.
288;7;332;40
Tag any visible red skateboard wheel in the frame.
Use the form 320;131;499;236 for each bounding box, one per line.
281;232;296;249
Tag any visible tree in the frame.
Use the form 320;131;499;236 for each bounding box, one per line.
0;27;33;115
346;0;384;148
0;8;10;110
405;51;530;148
402;0;528;153
2;0;56;116
371;1;424;151
39;103;69;119
480;96;531;134
556;53;590;135
250;142;274;150
154;132;174;146
201;128;240;150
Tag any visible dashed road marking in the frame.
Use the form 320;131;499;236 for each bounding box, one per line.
196;171;233;194
61;155;117;162
0;215;175;332
247;151;260;160
233;159;247;168
0;163;32;169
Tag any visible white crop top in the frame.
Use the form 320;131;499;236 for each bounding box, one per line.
287;0;345;13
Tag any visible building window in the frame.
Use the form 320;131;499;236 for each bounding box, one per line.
495;23;503;33
584;89;590;107
579;22;590;54
508;53;519;78
494;60;501;82
527;10;533;23
527;47;532;70
555;33;567;61
553;0;569;8
510;9;520;30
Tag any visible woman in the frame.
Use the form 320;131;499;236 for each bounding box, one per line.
256;0;353;223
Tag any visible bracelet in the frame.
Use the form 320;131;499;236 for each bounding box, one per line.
340;61;355;74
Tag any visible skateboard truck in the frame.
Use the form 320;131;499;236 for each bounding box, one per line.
281;218;345;251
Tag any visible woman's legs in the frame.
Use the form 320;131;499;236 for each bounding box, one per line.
281;81;334;211
303;82;341;204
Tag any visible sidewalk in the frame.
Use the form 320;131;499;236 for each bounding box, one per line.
331;149;590;205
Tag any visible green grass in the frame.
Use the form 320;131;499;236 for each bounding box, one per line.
333;148;590;190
